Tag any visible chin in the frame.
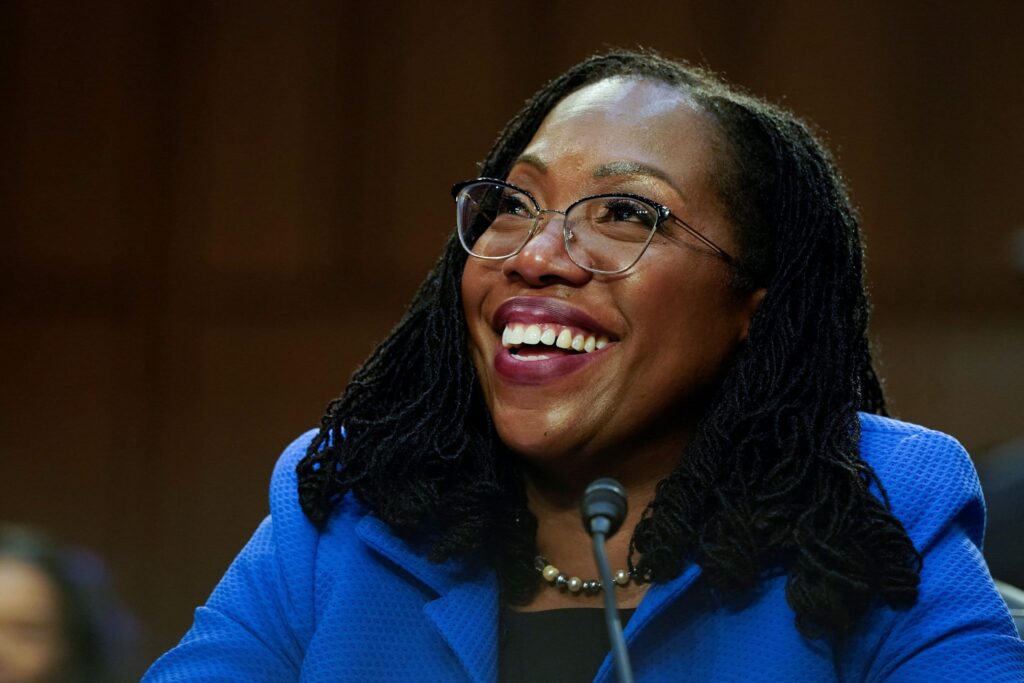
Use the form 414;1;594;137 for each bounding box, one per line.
495;427;564;460
491;412;583;462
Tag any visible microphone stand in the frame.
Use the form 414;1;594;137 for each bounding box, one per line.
590;518;634;683
582;478;635;683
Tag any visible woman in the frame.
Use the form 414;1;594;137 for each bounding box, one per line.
0;525;131;683
145;50;1023;681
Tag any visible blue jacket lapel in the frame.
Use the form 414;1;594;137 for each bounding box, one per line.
423;577;500;683
625;563;703;640
593;563;704;683
355;515;499;683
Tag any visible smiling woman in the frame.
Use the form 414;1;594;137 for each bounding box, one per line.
143;50;1024;682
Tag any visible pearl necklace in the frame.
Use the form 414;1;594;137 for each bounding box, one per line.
534;555;641;595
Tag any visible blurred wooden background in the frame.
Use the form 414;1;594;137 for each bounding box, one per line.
2;0;1022;665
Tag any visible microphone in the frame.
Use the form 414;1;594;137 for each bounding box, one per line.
581;478;634;683
582;478;628;536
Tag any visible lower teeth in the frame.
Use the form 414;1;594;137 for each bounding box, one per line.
511;345;584;360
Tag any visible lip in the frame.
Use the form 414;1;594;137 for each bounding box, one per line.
492;343;611;385
492;297;616;339
489;297;617;385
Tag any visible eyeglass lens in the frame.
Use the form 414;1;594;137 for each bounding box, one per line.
456;182;659;273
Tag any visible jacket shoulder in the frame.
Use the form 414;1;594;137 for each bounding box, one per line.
857;413;983;547
268;428;319;517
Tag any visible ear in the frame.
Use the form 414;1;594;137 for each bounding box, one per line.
737;288;767;342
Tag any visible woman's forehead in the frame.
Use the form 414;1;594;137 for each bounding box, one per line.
516;78;719;196
545;76;702;129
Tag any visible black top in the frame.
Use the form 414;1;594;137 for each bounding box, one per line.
499;608;637;683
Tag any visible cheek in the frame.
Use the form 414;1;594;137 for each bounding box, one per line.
460;265;485;343
459;258;500;316
459;261;477;313
627;263;720;326
626;265;746;372
459;262;495;380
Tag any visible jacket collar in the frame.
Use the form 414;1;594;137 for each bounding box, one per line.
355;515;498;683
626;562;703;639
592;562;704;683
356;513;705;683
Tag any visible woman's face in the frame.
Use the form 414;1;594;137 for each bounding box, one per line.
0;557;66;683
461;77;764;476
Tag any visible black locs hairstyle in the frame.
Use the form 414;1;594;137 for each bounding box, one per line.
296;49;920;636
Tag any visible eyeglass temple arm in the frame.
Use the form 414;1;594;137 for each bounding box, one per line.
668;216;736;265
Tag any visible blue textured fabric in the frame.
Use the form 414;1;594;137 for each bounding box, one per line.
145;415;1024;681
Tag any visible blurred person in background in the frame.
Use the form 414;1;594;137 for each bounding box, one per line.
0;525;137;683
981;435;1024;588
980;436;1024;636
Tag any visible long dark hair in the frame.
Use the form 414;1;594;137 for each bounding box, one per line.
296;49;920;636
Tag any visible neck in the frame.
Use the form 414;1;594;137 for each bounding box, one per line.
520;425;691;586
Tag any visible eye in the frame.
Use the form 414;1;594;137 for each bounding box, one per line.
497;190;533;217
573;196;660;245
594;198;658;227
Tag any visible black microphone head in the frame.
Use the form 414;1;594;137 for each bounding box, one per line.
581;478;628;538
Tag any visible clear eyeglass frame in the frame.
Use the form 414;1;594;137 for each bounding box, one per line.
451;177;736;275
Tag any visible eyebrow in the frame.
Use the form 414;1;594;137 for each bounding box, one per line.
513;153;548;172
511;154;686;202
593;160;687;202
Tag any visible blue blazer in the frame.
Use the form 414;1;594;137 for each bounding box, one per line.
145;414;1024;681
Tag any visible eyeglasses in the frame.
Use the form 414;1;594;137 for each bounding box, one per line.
451;178;735;275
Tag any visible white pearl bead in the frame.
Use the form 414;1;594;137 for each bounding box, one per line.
614;569;630;586
542;565;559;582
567;576;583;593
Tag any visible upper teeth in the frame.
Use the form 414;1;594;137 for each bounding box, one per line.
502;323;609;352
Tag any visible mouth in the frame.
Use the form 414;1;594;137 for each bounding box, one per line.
489;298;618;383
501;322;610;359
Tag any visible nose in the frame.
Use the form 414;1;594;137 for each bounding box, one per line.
501;211;592;287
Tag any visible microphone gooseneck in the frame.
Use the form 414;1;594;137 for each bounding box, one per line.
581;478;634;683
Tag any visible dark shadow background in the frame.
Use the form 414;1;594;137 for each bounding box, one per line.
2;0;1022;665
